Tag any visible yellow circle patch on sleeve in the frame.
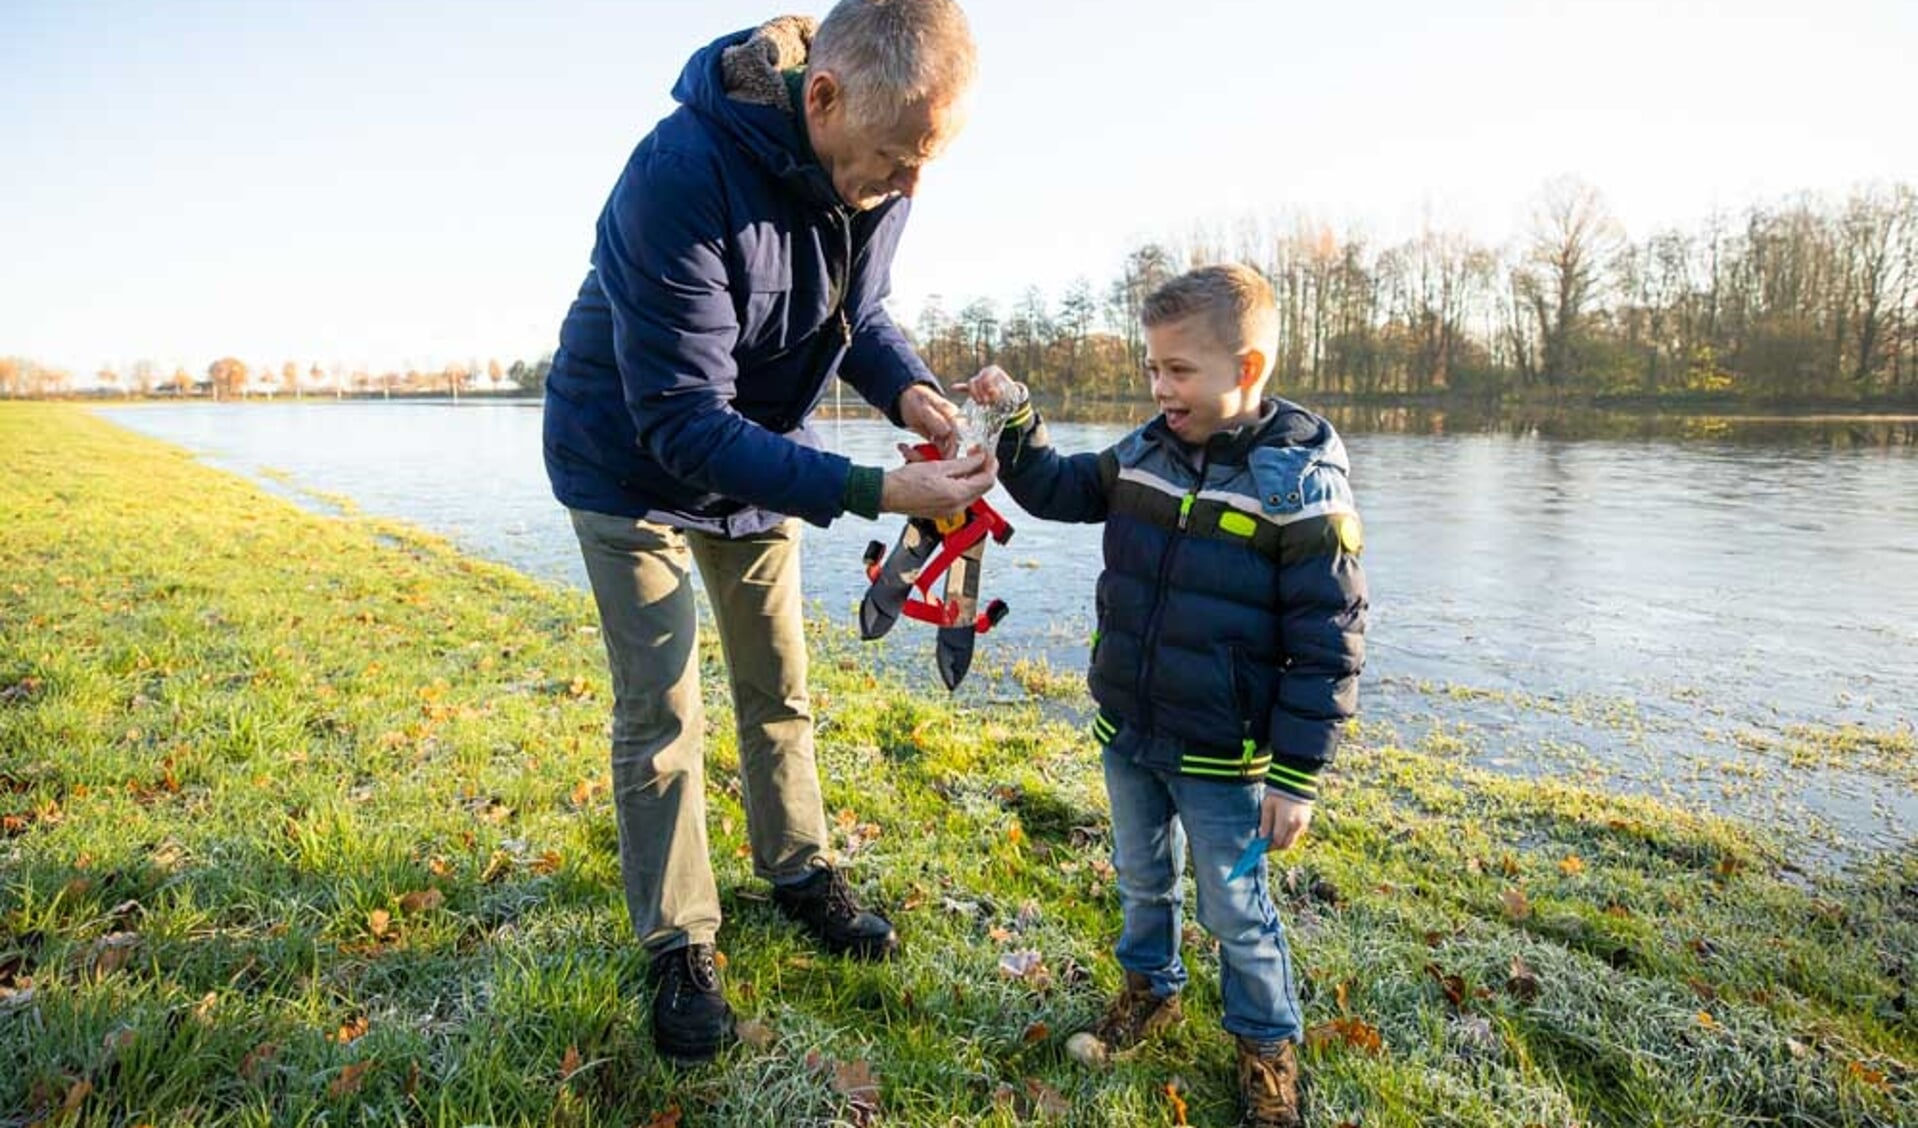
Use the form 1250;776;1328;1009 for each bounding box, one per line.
1335;514;1364;555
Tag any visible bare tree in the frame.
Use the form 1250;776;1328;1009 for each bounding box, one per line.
1056;278;1096;392
1523;177;1622;391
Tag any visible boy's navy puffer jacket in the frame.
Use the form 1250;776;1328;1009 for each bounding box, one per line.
996;399;1368;802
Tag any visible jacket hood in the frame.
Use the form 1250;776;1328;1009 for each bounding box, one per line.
671;17;841;209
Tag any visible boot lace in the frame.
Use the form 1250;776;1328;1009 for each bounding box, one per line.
659;943;718;1002
819;867;863;924
1239;1042;1298;1127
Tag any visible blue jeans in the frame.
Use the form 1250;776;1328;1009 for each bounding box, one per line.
1102;740;1305;1042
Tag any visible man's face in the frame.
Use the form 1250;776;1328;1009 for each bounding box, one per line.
805;73;967;211
1143;315;1263;443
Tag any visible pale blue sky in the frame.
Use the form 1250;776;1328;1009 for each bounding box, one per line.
4;0;1913;378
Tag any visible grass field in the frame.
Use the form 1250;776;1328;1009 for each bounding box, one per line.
2;402;1912;1126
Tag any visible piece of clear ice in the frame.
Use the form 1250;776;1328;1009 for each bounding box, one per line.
956;382;1028;452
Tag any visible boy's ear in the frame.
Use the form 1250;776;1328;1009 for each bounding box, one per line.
1238;349;1267;392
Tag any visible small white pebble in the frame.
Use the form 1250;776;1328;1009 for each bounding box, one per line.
1065;1031;1109;1067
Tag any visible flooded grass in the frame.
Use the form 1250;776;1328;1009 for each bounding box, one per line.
3;403;1913;1125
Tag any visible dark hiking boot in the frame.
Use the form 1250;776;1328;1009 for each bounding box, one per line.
649;943;734;1064
1235;1035;1303;1128
771;866;900;960
1088;970;1184;1051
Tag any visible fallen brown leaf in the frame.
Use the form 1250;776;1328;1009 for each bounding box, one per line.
833;1057;879;1099
398;887;442;914
89;931;141;977
328;1060;370;1098
1026;1078;1070;1118
1306;1016;1383;1055
1424;963;1468;1011
241;1042;279;1081
831;1058;882;1125
1507;954;1541;1002
735;1019;778;1051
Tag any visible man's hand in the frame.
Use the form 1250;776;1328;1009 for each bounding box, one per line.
880;447;996;518
1258;790;1314;852
897;383;961;455
952;365;1026;407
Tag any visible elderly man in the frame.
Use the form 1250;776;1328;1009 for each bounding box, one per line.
541;0;985;1064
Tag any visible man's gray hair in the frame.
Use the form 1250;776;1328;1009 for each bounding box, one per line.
809;0;977;127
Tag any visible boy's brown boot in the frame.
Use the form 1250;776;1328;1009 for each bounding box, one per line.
1235;1035;1303;1128
1089;971;1183;1050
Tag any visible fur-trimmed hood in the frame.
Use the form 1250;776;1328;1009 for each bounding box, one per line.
671;17;837;208
720;14;815;111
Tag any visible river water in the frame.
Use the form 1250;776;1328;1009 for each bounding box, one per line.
98;401;1918;859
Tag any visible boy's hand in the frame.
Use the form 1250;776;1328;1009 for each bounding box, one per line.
1259;790;1314;852
880;447;997;518
953;365;1026;407
898;384;962;455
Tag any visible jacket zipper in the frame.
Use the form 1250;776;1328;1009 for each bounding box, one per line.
1231;646;1257;770
782;210;853;431
1134;444;1212;733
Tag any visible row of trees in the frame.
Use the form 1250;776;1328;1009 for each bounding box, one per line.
9;180;1915;407
0;356;553;400
912;179;1918;404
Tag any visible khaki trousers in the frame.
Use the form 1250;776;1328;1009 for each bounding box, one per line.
569;509;828;952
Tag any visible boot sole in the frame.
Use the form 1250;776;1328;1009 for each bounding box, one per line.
825;932;901;961
655;1028;735;1067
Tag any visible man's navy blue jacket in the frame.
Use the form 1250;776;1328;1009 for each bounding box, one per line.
543;24;932;535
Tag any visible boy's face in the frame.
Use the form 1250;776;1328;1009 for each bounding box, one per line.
1143;315;1265;443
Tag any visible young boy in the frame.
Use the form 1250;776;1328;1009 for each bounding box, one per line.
960;264;1367;1127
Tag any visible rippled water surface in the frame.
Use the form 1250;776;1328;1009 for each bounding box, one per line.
100;402;1918;856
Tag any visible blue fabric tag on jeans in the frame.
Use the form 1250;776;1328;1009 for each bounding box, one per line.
1228;836;1270;882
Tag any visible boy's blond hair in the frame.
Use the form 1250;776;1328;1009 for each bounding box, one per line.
1141;264;1281;381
